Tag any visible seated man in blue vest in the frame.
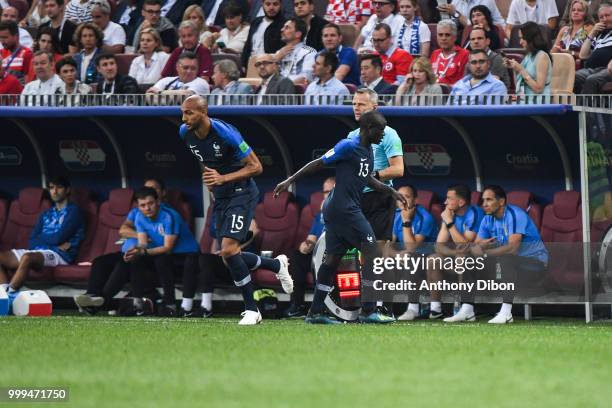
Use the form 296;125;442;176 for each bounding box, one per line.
425;184;484;320
391;184;438;321
445;185;548;324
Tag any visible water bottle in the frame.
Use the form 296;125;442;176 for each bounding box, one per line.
419;303;430;318
453;300;460;315
495;262;502;280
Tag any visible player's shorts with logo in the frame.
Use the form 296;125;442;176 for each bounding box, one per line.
214;185;259;243
324;213;376;254
11;249;68;267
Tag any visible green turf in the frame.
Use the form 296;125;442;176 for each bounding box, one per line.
1;316;611;408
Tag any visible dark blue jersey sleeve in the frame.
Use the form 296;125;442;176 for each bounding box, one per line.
321;139;355;165
212;119;252;161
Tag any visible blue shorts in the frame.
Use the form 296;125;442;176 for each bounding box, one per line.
324;213;376;254
214;188;259;243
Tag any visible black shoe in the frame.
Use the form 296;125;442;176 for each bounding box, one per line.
135;298;155;316
281;304;307;318
158;303;177;317
429;310;444;320
305;310;343;324
180;307;213;318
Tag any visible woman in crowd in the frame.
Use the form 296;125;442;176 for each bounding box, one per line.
395;57;442;105
181;5;214;48
396;0;431;57
25;27;63;83
466;5;501;50
505;22;553;100
551;0;593;57
129;28;170;85
73;22;104;84
209;3;250;54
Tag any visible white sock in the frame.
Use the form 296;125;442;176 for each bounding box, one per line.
201;293;213;311
408;303;419;314
430;301;442;313
181;298;193;312
376;300;383;307
0;283;9;293
460;303;474;315
499;303;513;316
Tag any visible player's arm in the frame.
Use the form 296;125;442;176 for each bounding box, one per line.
119;220;138;239
366;176;407;206
274;158;325;197
435;225;458;256
480;233;522;256
203;151;263;187
144;233;178;256
378;155;404;181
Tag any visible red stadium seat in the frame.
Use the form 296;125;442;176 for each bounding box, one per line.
416;190;442;224
114;54;138;75
540;191;583;290
507;190;542;230
471;191;482;206
0;198;8;238
345;83;358;94
294;191;324;248
166;189;194;233
53;188;99;283
252;191;299;287
0;187;51;251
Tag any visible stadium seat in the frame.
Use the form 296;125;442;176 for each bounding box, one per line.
338;24;358;47
507;190;542;230
166;189;194;233
471;191;482;206
551;53;576;95
252;191;299;287
294;191;324;248
416;190;442;223
0;198;7;238
345;83;358;94
0;187;51;251
115;54;138;76
540;191;583;290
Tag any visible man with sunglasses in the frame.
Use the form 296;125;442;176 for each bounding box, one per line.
354;0;403;51
449;48;507;104
254;53;295;104
132;0;178;53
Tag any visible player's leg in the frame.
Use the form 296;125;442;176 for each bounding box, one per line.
179;253;203;317
74;252;123;312
305;251;343;324
10;252;45;290
282;248;312;318
197;253;227;316
425;253;445;319
152;253;178;313
0;250;20;287
444;257;478;323
240;251;293;294
488;254;522;324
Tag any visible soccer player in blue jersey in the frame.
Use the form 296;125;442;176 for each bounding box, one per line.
180;95;293;325
0;176;84;302
274;111;407;324
445;185;548;324
424;184;484;320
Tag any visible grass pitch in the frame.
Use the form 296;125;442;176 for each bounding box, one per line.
1;315;611;408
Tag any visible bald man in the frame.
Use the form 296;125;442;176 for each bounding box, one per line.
179;95;293;325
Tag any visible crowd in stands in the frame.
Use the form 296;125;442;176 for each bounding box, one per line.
0;0;610;104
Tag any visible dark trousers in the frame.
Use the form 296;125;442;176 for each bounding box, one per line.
198;253;233;293
287;249;313;306
87;252;133;308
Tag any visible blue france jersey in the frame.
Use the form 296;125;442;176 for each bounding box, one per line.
134;207;199;254
347;125;403;192
478;204;548;263
321;138;373;218
393;206;438;246
309;212;325;238
454;205;485;235
179;119;256;198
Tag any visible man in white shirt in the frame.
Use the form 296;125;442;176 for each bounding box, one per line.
21;51;66;106
147;52;210;96
438;0;506;28
0;7;33;49
304;50;350;104
354;0;403;51
91;0;126;54
274;17;316;84
506;0;558;38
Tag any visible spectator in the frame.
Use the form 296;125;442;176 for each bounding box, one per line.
0;7;33;49
112;0;141;47
424;184;484;320
275;17;316;84
372;22;412;84
466;27;510;88
505;21;552;99
294;0;328;51
161;0;200;27
506;0;558;39
304;49;350;104
73;22;103;83
466;5;501;50
22;0;50;27
0;176;85;296
128;27;170;84
360;53;397;93
0;20;32;85
65;0;93;23
242;0;286;68
132;0;178;53
560;0;602;26
450;48;507;103
21;51;65;105
325;0;373;28
25;27;64;83
397;0;431;57
430;20;469;85
91;0;126;54
552;0;594;57
321;23;360;86
162;20;213;80
210;58;253;103
391;184;438;321
95;52;139;95
181;5;213;48
281;177;335;318
147;51;210;94
575;3;612;94
56;56;92;97
249;0;294;22
394;56;442;104
0;55;23;94
209;3;250;54
202;0;249;27
447;185;548;324
254;52;295;104
355;0;403;51
39;0;78;54
438;0;505;29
